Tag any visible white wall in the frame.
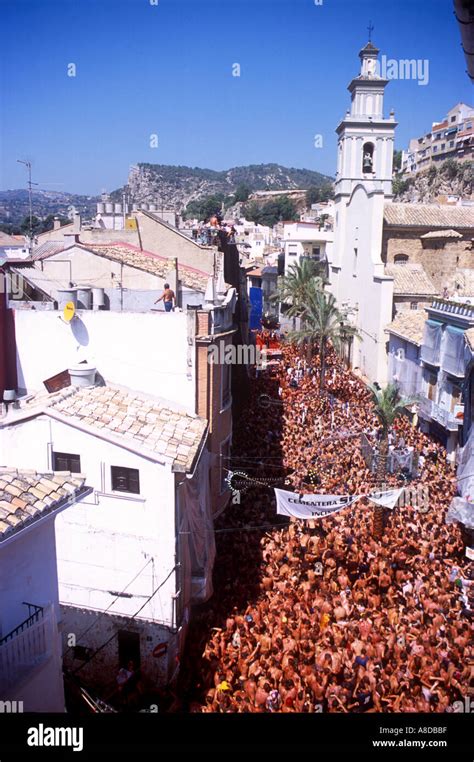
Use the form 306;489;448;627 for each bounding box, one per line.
0;518;60;635
331;186;393;384
0;416;177;626
14;310;196;413
0;518;65;711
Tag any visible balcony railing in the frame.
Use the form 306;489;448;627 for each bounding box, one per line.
0;603;54;693
430;298;474;319
418;397;460;431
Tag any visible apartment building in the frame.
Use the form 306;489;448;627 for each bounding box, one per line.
401;103;474;174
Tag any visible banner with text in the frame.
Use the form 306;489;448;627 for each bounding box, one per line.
274;487;404;519
274;488;361;519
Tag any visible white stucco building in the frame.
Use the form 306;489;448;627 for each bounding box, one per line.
0;469;90;711
234;220;272;260
0;379;212;693
330;40;397;384
282;221;334;276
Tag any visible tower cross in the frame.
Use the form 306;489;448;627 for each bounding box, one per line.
367;21;374;41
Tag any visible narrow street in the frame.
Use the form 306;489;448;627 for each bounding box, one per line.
175;340;471;713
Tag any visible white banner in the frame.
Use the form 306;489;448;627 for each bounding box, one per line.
274;488;361;519
274;487;404;519
368;488;404;510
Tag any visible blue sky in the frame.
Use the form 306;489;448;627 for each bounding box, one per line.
0;0;471;195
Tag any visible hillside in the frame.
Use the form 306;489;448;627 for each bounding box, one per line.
0;163;334;229
0;189;97;229
393;159;473;203
121;163;334;211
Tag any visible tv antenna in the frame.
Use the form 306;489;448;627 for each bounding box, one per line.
17;159;39;249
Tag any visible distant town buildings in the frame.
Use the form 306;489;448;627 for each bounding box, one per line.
401;103;474;175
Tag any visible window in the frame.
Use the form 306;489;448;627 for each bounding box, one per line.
433;146;438;153
466;122;472;130
72;645;92;661
362;142;374;173
451;384;461;413
394;254;409;264
53;451;81;473
118;630;140;669
111;466;140;494
312;246;321;259
451;115;456;123
352;248;358;277
222;359;231;409
426;372;437;401
449;141;454;148
441;143;445;150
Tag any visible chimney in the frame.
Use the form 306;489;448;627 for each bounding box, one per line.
53;216;61;231
73;211;82;233
68;362;96;388
204;276;216;309
166;258;178;303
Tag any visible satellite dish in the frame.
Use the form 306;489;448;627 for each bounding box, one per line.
63;301;76;322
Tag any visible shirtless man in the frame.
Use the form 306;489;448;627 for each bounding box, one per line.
155;282;175;312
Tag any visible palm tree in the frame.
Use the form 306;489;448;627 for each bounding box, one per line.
289;290;343;384
272;259;325;328
369;383;418;538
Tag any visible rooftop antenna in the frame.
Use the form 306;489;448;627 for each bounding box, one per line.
17;159;39;250
367;21;374;41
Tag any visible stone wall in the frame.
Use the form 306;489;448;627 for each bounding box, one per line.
382;227;474;292
61;605;176;695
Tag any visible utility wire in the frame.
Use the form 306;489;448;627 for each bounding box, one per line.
71;564;178;675
64;557;153;657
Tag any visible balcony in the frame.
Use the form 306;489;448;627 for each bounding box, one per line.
0;603;55;693
420;344;440;366
430;298;474;320
418;397;460;432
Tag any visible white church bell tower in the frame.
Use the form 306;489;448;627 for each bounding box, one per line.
330;37;397;385
335;40;397;199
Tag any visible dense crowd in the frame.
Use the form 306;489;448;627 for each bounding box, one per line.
174;340;473;713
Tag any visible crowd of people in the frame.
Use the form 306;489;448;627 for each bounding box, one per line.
191;215;237;247
173;338;473;713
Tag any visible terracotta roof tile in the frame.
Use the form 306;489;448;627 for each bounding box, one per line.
0;470;88;541
34;240;209;291
386;309;428;345
23;385;207;472
384;203;474;228
385;263;438;296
